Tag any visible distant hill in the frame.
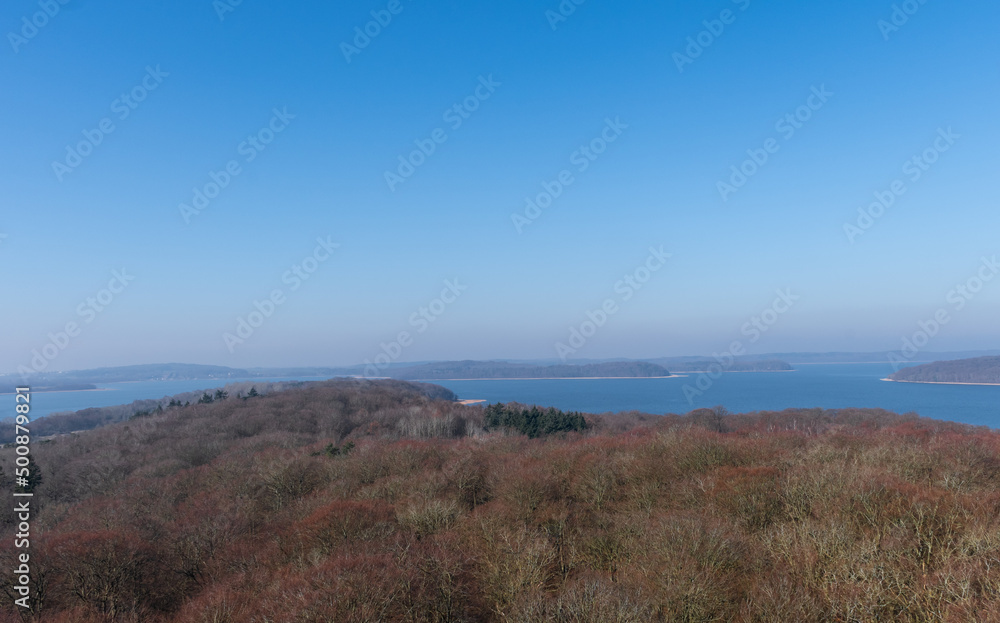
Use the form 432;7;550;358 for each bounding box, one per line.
247;366;357;377
2;363;362;387
386;360;671;380
4;363;253;386
889;356;1000;385
756;351;1000;364
12;353;1000;386
646;358;792;372
74;363;250;381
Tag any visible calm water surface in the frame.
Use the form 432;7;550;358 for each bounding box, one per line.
7;365;999;428
432;363;1000;428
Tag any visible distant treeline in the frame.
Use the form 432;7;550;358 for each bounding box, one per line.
388;360;670;380
4;363;253;385
890;356;1000;384
1;363;366;389
663;359;793;372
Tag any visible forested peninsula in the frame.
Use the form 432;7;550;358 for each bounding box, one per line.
889;356;1000;385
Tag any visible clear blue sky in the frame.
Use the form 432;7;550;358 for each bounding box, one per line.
2;0;998;373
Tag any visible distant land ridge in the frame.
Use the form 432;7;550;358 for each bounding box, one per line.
386;360;671;380
889;356;1000;385
647;358;792;372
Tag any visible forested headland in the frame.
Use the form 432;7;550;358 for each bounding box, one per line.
654;359;793;372
890;356;1000;385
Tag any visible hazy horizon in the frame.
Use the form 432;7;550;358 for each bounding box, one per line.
4;0;998;375
9;349;1000;379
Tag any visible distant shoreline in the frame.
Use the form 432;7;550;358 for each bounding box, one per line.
413;371;796;380
411;375;687;381
670;369;796;374
881;378;1000;387
0;388;112;395
795;361;934;365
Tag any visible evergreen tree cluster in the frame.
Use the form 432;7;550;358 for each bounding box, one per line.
311;441;356;458
483;402;587;438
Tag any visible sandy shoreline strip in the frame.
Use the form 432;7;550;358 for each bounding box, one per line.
881;378;1000;387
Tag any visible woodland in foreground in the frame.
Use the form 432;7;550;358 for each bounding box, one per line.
3;379;1000;622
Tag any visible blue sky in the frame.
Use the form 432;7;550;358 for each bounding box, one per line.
2;0;998;373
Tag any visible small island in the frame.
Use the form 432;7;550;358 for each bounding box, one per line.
386;360;674;380
887;356;1000;386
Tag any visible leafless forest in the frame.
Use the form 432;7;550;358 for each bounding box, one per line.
3;379;1000;621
